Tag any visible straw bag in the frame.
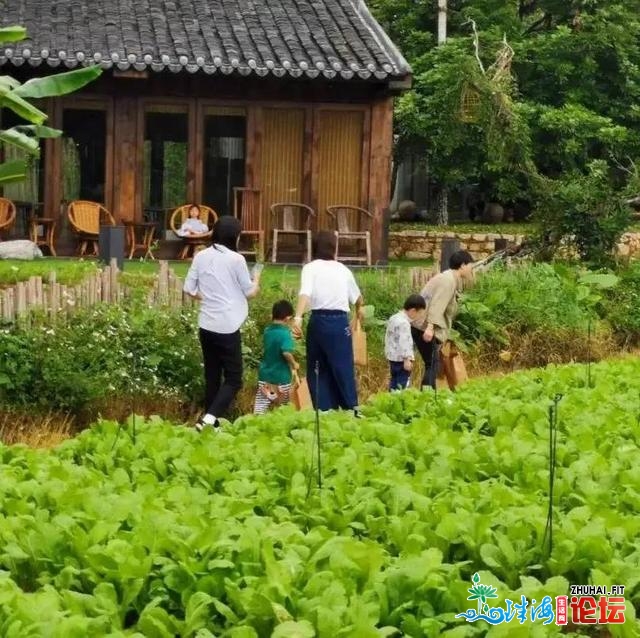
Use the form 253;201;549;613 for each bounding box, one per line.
351;317;368;367
291;372;312;411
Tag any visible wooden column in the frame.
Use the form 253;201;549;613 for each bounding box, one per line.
44;98;62;223
367;97;394;264
246;105;262;190
112;96;138;221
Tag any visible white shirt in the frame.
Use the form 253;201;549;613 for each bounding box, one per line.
178;218;209;236
385;311;414;362
183;245;254;333
299;259;361;312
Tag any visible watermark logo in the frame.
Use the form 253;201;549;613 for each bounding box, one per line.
456;573;626;626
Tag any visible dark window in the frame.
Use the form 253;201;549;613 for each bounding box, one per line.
203;114;246;216
62;109;107;203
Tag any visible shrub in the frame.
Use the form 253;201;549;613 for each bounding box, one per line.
602;261;640;346
534;161;631;266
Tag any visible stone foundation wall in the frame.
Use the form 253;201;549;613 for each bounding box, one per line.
389;230;640;261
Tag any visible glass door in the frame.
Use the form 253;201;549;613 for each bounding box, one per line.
143;108;189;236
202;107;246;216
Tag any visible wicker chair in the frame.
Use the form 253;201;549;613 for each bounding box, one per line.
0;198;16;238
270;203;315;263
233;188;264;261
327;205;373;266
67;200;115;256
169;204;218;260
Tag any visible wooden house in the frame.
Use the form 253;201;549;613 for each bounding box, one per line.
0;0;411;261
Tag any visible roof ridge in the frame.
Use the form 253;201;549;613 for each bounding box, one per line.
347;0;411;76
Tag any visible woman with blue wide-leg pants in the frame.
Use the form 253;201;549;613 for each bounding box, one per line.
293;231;363;414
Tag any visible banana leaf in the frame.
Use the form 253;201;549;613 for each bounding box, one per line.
0;159;28;184
0;127;40;155
0;26;27;45
14;65;102;99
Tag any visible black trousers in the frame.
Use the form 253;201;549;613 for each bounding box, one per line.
411;326;441;389
199;328;243;417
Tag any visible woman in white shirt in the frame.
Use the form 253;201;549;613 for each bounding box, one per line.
293;230;364;414
183;216;260;431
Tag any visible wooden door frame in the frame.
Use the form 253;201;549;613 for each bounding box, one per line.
135;97;196;223
53;96;115;215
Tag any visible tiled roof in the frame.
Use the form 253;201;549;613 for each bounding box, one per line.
0;0;411;81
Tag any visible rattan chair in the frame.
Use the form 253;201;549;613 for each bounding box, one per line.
0;198;16;238
270;203;315;263
327;205;373;266
233;188;264;261
169;204;218;260
67;200;115;256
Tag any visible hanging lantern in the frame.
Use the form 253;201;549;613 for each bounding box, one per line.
460;83;481;123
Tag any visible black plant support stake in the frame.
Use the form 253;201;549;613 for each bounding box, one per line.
542;393;563;557
306;360;322;498
587;318;592;388
314;360;322;490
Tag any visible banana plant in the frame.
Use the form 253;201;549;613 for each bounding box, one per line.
0;25;102;184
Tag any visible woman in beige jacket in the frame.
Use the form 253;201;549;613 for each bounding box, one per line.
411;250;475;388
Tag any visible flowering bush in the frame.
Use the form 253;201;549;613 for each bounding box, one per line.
0;305;205;413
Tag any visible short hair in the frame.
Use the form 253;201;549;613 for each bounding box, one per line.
188;204;201;214
312;230;337;261
449;250;474;270
212;215;242;251
403;294;427;311
272;299;294;320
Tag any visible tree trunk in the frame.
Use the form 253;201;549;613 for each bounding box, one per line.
436;187;448;225
437;0;447;44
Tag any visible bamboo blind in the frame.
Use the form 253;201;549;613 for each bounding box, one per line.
316;110;364;229
261;108;305;236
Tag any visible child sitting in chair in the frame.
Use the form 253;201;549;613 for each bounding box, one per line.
254;299;299;414
178;204;209;237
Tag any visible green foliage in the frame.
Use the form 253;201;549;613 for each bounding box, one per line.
374;0;640;214
0;26;101;184
0;359;639;634
601;261;640;346
455;263;598;345
535;161;631;265
0;259;100;286
0;305;204;412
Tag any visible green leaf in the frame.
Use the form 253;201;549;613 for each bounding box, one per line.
0;26;27;45
0;158;27;183
0;127;40;155
0;76;21;91
13;65;102;99
0;87;47;124
271;620;316;638
13;124;62;139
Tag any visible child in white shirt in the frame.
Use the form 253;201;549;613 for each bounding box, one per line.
385;294;426;391
178;205;209;237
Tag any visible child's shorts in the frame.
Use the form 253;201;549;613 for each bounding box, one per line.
253;381;292;414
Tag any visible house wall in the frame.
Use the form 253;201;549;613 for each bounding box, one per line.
26;71;395;260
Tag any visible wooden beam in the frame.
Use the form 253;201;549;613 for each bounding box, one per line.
367;97;394;264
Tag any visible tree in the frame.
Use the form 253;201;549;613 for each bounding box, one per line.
371;0;640;226
0;25;102;186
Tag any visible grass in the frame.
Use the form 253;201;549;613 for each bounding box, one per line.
390;221;539;235
0;257;433;288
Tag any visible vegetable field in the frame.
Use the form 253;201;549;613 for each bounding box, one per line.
0;359;639;636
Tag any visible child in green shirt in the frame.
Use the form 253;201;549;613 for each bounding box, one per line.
253;300;299;414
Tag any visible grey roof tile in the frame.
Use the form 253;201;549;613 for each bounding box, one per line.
0;0;410;80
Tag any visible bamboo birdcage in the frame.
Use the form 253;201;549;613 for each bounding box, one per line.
460;83;481;123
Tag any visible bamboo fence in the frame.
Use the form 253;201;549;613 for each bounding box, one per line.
0;259;196;324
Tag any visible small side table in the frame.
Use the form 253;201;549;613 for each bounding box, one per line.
29;217;57;256
124;220;156;260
